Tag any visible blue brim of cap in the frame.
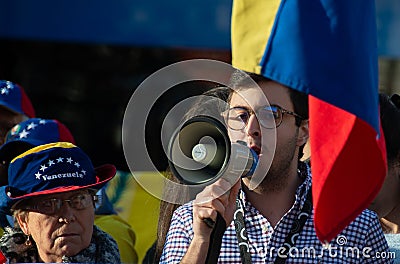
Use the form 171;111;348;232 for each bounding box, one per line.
0;103;23;116
0;141;35;161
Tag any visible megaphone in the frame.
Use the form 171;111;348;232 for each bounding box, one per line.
168;115;258;185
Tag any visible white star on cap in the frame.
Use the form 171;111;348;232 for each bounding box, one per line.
35;172;41;179
40;164;47;172
19;129;29;139
1;88;8;95
56;157;64;163
27;122;38;130
5;81;13;89
74;162;80;168
48;160;55;166
39;120;46;125
66;157;73;164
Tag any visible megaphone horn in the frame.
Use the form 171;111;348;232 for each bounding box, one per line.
168;115;258;185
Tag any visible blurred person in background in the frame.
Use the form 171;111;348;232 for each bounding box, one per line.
0;80;35;147
369;93;400;262
0;80;35;237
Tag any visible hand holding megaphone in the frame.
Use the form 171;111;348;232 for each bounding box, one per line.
168;115;259;264
167;115;258;224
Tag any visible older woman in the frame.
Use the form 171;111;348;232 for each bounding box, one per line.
0;142;121;263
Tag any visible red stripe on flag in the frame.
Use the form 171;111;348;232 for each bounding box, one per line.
0;250;6;264
309;95;386;242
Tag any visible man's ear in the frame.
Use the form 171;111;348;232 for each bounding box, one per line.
297;119;309;147
15;213;29;235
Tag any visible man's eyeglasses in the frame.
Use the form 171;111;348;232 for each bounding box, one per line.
226;104;305;130
24;193;98;215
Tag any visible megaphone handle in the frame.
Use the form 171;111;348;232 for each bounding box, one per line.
204;212;227;264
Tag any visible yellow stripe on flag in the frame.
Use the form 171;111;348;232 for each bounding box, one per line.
231;0;281;74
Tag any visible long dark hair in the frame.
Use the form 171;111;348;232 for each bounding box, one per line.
152;86;230;263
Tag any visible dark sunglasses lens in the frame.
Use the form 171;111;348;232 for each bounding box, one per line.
38;199;58;214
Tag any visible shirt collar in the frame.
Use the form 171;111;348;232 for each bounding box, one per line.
238;161;312;213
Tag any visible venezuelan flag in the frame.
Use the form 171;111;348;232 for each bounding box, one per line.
0;249;5;263
232;0;387;242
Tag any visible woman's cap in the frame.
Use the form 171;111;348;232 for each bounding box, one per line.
0;142;116;214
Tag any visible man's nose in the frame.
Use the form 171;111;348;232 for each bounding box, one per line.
245;114;261;137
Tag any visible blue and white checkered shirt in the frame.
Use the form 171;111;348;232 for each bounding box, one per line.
160;164;391;263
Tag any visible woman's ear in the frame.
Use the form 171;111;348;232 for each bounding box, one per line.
297;119;309;147
15;213;29;235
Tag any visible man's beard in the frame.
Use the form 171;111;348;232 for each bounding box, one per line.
255;130;299;193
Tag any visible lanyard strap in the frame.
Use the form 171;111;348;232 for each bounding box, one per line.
234;188;312;264
205;213;227;264
274;189;312;264
234;198;253;264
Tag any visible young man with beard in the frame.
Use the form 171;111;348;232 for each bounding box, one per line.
160;72;390;263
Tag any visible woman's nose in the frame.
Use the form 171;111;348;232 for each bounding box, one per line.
58;202;76;223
